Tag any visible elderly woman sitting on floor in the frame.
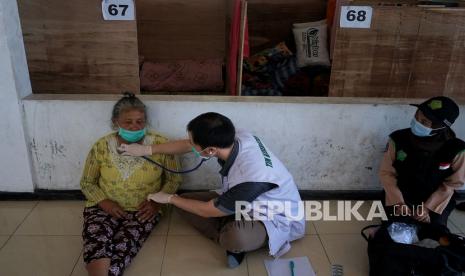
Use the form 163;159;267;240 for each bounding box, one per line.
80;92;181;276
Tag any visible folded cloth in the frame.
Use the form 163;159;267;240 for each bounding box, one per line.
242;42;295;96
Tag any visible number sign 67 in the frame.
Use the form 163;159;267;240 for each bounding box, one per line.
102;0;135;21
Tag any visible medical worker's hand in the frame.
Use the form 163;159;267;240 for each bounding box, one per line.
147;192;176;204
137;200;161;222
98;199;128;219
118;143;152;156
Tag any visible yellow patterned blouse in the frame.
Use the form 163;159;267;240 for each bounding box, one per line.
80;131;182;211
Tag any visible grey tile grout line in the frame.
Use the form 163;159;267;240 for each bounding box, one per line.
316;234;333;268
0;234;11;251
310;221;318;236
313;221;320;236
245;252;250;276
159;207;173;276
309;218;331;269
69;248;84;276
1;201;40;250
315;232;364;235
11;234;82;236
165;208;248;273
313;219;333;267
165;206;173;236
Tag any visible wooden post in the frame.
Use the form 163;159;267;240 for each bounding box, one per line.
236;0;248;96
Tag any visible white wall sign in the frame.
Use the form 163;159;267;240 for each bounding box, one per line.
102;0;135;21
340;6;373;29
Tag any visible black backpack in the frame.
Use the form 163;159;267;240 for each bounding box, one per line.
362;220;465;276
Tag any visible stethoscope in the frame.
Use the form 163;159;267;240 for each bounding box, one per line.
117;132;212;174
140;155;211;174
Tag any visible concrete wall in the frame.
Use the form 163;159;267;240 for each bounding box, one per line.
22;96;465;191
1;0;465;193
0;0;34;192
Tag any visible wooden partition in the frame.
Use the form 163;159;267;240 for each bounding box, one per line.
135;0;230;95
135;0;227;62
330;2;465;100
17;0;140;94
18;0;465;99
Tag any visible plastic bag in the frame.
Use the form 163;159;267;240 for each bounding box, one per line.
387;222;419;244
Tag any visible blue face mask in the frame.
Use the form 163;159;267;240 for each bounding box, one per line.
410;118;444;137
118;127;146;143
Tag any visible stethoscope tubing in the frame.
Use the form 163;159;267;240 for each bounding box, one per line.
141;156;209;174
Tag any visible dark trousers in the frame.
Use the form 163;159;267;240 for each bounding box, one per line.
176;191;268;253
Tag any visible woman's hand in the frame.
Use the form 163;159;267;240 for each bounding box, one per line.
98;199;128;219
137;200;161;222
118;143;152;156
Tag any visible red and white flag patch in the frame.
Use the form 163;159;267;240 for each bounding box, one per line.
439;162;451;170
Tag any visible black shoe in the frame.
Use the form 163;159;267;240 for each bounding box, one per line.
226;251;245;268
456;202;465;211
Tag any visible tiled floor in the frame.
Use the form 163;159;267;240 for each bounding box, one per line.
0;200;463;276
